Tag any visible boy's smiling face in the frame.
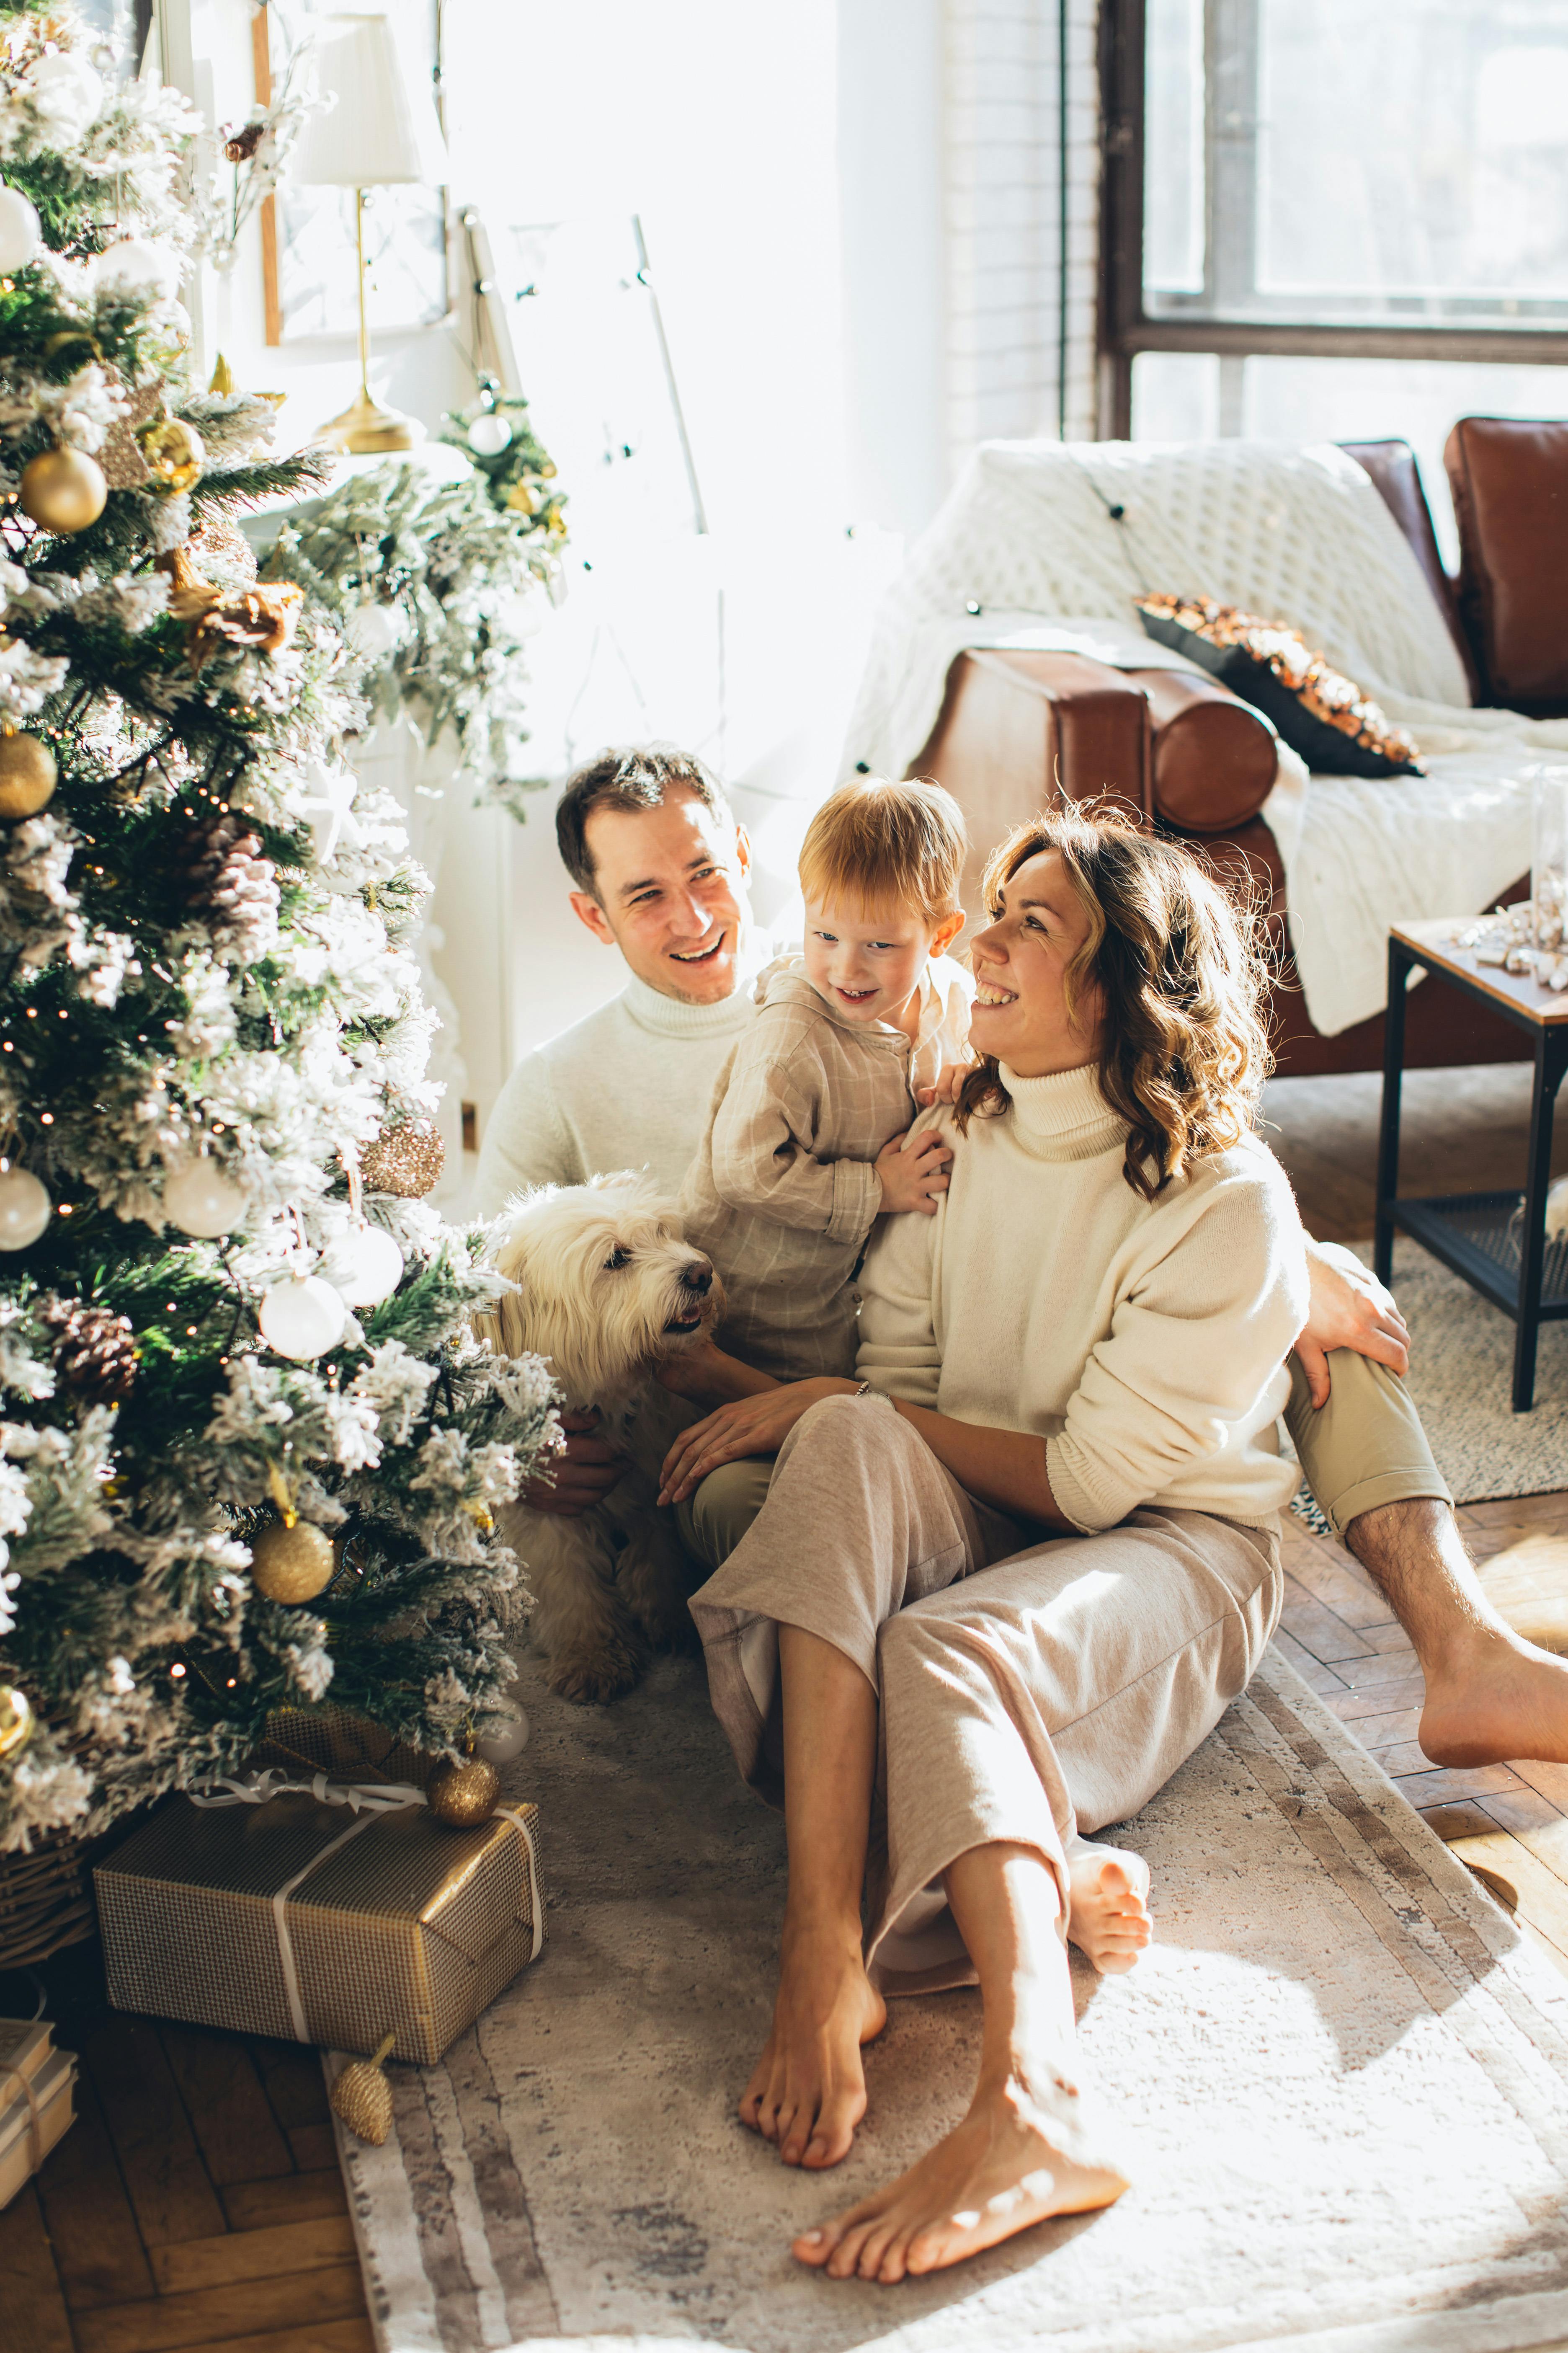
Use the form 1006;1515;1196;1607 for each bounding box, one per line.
802;896;963;1028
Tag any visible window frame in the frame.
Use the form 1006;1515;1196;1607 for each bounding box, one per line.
1096;0;1568;438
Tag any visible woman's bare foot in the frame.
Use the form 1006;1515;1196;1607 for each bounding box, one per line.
740;1920;887;2169
793;2069;1127;2282
1417;1626;1568;1768
1065;1839;1151;1974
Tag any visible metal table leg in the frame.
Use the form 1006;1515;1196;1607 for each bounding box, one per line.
1374;937;1412;1288
1514;1032;1568;1412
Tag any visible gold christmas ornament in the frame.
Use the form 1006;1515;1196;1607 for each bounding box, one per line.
0;729;57;818
137;412;206;493
249;1515;335;1604
329;2033;396;2144
19;445;107;534
0;1684;33;1760
360;1118;444;1199
505;478;539;516
99;377;165;491
426;1753;500;1826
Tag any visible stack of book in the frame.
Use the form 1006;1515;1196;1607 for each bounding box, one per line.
0;2015;77;2207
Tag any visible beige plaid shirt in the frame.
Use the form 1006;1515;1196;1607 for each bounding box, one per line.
678;955;975;1380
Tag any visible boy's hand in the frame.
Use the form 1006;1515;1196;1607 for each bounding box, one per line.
916;1060;971;1109
875;1127;952;1216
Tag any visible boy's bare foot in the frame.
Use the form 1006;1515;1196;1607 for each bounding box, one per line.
793;2069;1127;2282
1065;1839;1151;1975
740;1921;887;2170
1417;1626;1568;1768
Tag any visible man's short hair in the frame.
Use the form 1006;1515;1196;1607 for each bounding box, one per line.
798;774;967;922
555;744;733;895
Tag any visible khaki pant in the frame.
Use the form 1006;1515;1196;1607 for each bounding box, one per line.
676;1346;1451;1571
687;1393;1282;1994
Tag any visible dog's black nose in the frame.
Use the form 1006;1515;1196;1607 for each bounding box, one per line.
682;1262;713;1295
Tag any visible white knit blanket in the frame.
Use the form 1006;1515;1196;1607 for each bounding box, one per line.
842;440;1568;1036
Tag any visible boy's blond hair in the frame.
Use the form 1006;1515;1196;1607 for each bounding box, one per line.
798;775;967;922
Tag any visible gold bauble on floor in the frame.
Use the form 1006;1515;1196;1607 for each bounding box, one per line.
249;1515;335;1604
426;1753;500;1826
329;2033;396;2144
20;446;107;534
0;730;57;818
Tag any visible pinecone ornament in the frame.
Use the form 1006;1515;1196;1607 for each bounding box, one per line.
169;808;279;962
41;1299;139;1405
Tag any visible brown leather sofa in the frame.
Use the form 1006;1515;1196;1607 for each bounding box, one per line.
912;431;1549;1078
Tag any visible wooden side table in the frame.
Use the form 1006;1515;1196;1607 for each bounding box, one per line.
1375;920;1568;1410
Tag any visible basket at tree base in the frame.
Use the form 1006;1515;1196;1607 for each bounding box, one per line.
0;1825;105;1973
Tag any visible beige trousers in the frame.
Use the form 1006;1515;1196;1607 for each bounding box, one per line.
686;1393;1282;1995
676;1345;1452;1573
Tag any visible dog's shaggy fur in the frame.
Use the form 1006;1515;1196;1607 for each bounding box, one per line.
486;1172;724;1704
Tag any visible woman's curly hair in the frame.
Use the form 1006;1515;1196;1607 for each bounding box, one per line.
955;803;1272;1199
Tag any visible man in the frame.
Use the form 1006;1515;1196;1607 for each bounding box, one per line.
477;744;1568;1768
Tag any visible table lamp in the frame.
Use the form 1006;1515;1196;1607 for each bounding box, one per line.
291;11;449;453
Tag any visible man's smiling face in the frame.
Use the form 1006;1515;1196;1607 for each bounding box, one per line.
568;784;754;1005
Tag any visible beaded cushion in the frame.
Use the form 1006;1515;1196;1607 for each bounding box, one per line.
1135;594;1424;779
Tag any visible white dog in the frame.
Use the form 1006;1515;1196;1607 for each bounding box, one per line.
486;1171;724;1705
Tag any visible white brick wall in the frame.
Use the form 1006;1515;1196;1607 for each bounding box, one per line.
943;0;1101;479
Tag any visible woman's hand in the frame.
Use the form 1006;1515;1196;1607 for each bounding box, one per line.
658;1377;852;1505
1295;1239;1410;1408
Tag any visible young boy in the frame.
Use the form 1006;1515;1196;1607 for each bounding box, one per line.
678;774;972;1382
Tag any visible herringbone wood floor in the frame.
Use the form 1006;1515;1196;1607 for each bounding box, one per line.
4;1062;1567;2348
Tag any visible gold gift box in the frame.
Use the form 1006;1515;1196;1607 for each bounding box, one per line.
95;1787;543;2064
253;1703;438;1788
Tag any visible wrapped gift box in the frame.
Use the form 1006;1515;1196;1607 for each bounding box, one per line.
0;2020;77;2208
95;1787;543;2064
253;1705;437;1789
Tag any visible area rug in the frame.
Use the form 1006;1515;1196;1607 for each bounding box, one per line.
1350;1238;1568;1505
330;1643;1568;2353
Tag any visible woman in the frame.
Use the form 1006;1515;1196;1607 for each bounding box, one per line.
657;805;1308;2283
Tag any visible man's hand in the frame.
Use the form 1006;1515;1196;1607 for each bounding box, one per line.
916;1061;971;1110
523;1407;623;1517
1295;1240;1411;1409
875;1127;952;1216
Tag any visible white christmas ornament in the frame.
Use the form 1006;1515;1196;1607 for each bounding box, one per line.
163;1156;246;1240
475;1706;530;1766
346;601;404;663
467;412;513;458
319;1223;403;1308
0;186;41;273
297;757;367;864
259;1274;347;1361
26;50;102;139
0;1165;49;1250
90;236;182;304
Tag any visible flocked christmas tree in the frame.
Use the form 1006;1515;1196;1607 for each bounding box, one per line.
0;0;560;1853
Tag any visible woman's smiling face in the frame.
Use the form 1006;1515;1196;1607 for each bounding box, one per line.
967;848;1106;1077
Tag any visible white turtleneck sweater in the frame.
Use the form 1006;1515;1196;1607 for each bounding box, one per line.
855;1064;1309;1532
472;972;761;1215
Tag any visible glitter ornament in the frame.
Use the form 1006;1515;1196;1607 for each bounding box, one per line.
0;1684;33;1759
0;185;41;272
426;1753;500;1826
163;1155;246;1239
258;1274;347;1361
20;445;107;534
137;413;205;493
360;1119;444;1199
0;730;57;818
249;1514;336;1604
319;1223;403;1309
474;1707;529;1767
0;1165;50;1250
467;411;513;458
329;2034;396;2143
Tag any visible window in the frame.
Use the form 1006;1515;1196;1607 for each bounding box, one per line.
1100;0;1568;447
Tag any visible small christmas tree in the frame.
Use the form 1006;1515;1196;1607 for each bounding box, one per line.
0;0;558;1855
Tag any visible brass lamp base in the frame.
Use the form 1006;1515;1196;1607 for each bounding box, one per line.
313;385;425;456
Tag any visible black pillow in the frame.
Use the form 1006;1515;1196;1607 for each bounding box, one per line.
1135;594;1424;778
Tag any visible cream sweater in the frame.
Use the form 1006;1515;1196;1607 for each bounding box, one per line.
855;1063;1309;1532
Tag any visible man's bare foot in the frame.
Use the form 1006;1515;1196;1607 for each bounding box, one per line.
793;2069;1128;2282
740;1921;887;2170
1417;1626;1568;1768
1065;1839;1151;1975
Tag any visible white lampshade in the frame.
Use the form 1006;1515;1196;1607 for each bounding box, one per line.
292;12;449;189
